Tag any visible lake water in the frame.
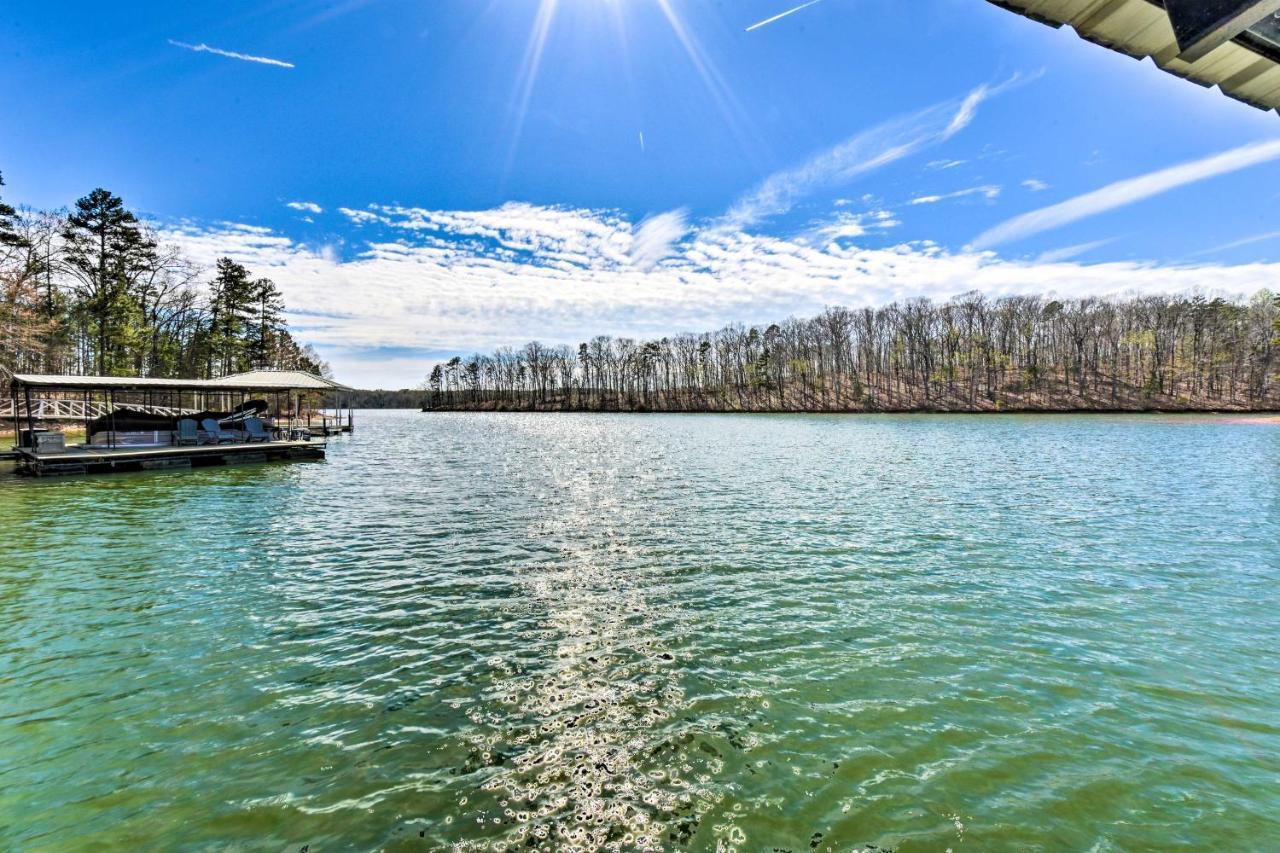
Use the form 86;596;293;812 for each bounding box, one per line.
2;410;1278;850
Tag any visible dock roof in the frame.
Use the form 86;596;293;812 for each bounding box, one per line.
989;0;1280;114
10;370;351;393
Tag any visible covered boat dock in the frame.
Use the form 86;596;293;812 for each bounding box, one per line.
8;370;352;476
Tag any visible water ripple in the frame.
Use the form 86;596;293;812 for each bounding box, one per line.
1;412;1278;849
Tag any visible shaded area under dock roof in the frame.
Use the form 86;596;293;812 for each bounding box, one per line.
9;369;351;393
988;0;1280;114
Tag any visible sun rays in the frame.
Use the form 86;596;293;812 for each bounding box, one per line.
503;0;562;178
501;0;757;178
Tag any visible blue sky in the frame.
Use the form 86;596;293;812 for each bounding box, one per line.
2;0;1279;387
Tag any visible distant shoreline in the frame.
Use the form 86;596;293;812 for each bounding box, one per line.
421;406;1280;417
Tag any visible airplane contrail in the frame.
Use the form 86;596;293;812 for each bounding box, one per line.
168;39;295;68
745;0;823;32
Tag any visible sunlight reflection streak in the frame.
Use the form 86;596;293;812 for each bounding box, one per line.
504;0;561;182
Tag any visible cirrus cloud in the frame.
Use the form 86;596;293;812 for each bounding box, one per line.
973;139;1280;249
724;78;1021;227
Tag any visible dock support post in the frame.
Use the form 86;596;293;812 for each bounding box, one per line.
24;384;35;449
10;385;19;450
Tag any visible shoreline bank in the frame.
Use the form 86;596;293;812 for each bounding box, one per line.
422;406;1280;417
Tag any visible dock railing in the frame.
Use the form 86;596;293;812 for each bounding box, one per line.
0;398;198;422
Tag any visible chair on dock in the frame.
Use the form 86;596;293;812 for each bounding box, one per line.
201;418;238;444
175;419;199;446
243;417;271;443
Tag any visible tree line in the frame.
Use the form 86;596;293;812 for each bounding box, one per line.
334;388;425;408
425;291;1280;412
0;171;328;382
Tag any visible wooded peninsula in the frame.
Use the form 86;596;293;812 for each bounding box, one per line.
426;292;1280;413
0;173;328;382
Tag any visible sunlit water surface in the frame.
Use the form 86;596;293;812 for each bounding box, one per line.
2;411;1278;851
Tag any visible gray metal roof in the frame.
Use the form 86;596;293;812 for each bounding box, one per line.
219;370;352;391
11;370;351;393
988;0;1280;113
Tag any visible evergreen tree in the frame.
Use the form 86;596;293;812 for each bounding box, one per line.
0;172;28;249
2;172;331;382
61;188;157;374
205;257;259;375
248;276;284;369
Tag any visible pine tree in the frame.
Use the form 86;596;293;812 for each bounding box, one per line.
205;257;260;375
248;276;284;369
0;172;28;250
61;188;157;374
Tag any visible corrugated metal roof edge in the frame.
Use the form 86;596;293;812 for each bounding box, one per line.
986;0;1280;116
1143;0;1280;66
221;370;354;391
9;372;352;392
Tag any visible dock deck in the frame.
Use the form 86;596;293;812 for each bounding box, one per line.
15;439;325;476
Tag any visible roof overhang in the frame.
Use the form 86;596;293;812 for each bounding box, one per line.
987;0;1280;114
1165;0;1280;62
10;371;351;393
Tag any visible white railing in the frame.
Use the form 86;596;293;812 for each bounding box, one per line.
0;399;199;421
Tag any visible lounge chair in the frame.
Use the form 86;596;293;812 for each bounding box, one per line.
201;418;238;444
243;417;271;443
175;418;199;446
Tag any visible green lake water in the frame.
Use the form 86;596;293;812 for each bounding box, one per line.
2;410;1278;851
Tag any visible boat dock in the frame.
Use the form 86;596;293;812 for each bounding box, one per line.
7;369;352;477
15;439;325;477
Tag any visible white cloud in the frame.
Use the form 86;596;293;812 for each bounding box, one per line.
338;207;382;224
816;210;900;240
1035;238;1115;263
162;203;1280;387
286;201;323;214
973;139;1280;249
927;159;967;170
909;185;1001;205
1193;230;1280;256
168;39;294;69
724;79;1014;227
943;85;989;138
630;209;689;271
1021;178;1049;192
369;202;635;268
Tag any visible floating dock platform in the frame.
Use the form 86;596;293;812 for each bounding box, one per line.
14;439;325;477
307;422;353;437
